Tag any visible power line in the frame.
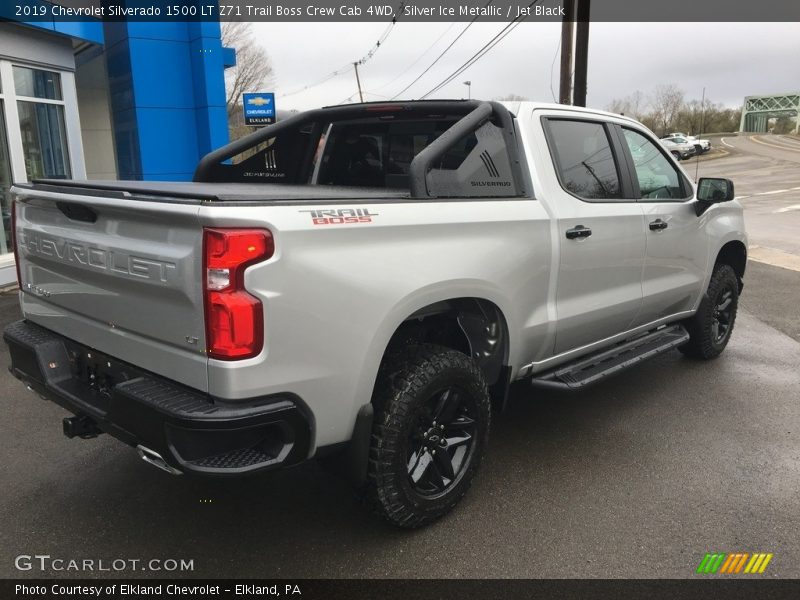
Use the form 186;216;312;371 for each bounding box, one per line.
548;28;561;102
278;2;404;100
356;2;405;66
370;23;457;92
419;21;521;99
418;0;540;100
419;0;539;99
335;90;392;105
278;64;354;99
390;0;493;100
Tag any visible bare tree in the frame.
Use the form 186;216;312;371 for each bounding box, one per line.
649;84;684;136
495;94;530;101
606;90;645;119
772;116;797;135
679;99;702;135
221;22;275;123
608;84;742;135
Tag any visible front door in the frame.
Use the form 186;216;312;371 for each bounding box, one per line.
618;127;708;326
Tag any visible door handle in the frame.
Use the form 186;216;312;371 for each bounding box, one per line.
565;225;592;240
649;219;668;231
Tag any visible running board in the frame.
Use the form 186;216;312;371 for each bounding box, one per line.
530;324;690;391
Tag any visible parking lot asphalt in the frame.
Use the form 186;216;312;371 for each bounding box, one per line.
697;134;800;265
1;259;799;579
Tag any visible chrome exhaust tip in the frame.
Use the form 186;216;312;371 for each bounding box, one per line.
136;445;182;475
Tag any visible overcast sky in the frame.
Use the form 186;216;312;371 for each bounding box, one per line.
251;21;799;112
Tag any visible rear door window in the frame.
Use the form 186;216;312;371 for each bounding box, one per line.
544;119;623;201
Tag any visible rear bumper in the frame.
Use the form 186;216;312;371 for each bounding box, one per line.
3;320;312;476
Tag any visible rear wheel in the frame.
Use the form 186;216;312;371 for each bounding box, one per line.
365;344;490;528
679;264;740;359
671;151;681;161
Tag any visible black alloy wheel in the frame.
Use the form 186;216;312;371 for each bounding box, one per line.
406;386;478;498
711;286;735;345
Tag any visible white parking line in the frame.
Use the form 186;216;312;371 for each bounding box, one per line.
748;246;800;272
778;135;800;147
751;135;800;152
742;186;800;200
774;204;800;213
720;137;735;148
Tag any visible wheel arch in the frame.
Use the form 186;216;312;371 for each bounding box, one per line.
341;287;514;487
385;297;512;391
715;240;747;291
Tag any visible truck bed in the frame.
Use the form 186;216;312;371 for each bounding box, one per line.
21;179;411;204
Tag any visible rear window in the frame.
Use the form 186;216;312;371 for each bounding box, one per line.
203;106;523;199
315;119;517;197
316;120;462;188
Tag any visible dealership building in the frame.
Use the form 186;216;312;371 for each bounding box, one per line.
0;17;234;286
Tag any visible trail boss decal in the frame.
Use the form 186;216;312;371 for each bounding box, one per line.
300;208;378;225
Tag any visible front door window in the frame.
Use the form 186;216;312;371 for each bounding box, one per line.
622;128;690;200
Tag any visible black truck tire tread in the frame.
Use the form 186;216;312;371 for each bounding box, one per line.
364;344;490;528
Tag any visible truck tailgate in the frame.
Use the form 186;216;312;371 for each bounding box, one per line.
13;187;208;392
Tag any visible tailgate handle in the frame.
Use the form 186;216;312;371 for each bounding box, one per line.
57;202;97;223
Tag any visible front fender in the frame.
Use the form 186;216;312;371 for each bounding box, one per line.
695;200;747;308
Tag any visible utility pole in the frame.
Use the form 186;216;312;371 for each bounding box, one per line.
463;80;472;99
353;62;364;103
573;0;590;107
558;0;575;105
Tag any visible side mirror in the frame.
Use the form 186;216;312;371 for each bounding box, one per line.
695;177;735;215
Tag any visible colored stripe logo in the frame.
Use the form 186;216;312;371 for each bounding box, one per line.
696;552;773;574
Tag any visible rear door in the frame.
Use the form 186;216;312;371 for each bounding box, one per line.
12;186;208;391
539;114;646;354
616;126;709;326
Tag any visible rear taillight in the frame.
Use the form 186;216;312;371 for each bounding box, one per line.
203;228;274;360
11;200;22;286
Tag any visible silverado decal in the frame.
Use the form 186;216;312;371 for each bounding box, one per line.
299;208;378;225
471;181;512;187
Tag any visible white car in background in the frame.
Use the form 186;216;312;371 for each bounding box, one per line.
660;137;697;160
664;133;712;154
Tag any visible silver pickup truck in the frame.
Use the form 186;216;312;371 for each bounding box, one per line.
4;100;746;528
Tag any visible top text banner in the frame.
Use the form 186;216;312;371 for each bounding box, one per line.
6;0;800;22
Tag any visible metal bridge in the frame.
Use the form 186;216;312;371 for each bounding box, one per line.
739;92;800;133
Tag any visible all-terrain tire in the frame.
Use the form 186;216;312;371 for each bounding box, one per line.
365;344;491;528
679;264;740;359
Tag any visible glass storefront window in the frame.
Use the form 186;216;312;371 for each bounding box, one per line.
0;101;12;255
17;101;71;180
0;60;78;284
13;66;62;100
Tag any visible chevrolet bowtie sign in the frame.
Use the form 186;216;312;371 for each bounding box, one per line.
243;92;276;126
